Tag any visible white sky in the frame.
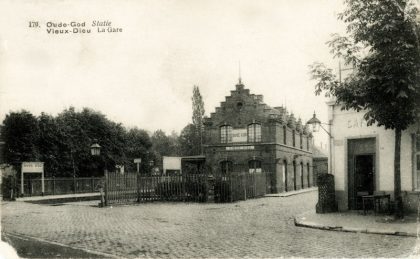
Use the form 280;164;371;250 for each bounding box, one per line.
0;0;345;146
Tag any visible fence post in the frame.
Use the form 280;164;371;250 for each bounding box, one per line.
53;176;56;195
229;175;233;202
91;177;94;192
137;172;140;203
30;178;33;196
73;176;76;194
243;173;247;200
104;170;108;206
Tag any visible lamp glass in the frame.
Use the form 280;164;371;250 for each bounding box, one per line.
312;122;320;133
90;143;101;156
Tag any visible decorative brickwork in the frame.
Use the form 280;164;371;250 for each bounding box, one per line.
203;80;313;194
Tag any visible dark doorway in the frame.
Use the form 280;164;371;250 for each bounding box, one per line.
354;155;375;194
347;138;376;210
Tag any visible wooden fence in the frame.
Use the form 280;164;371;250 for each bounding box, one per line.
21;177;103;196
104;171;268;205
214;172;267;202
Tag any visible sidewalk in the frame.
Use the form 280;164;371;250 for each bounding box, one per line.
294;210;418;237
15;192;100;203
265;187;318;197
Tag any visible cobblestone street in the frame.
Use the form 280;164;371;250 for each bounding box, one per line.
1;191;417;258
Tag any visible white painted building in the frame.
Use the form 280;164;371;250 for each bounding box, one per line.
328;100;420;212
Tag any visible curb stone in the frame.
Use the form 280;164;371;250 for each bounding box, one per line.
294;217;416;237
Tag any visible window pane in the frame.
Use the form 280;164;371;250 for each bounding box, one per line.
227;126;233;143
255;124;261;142
248;160;261;173
248;125;254;142
220;126;226;143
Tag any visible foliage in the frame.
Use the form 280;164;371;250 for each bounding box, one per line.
191;85;205;155
178;124;197;156
2;110;40;165
1;107;154;177
309;0;420;218
151;129;180;169
310;0;420;129
124;127;153;173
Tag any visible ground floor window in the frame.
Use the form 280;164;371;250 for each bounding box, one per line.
307;163;311;187
300;162;304;189
282;162;287;191
220;161;233;175
248;160;262;173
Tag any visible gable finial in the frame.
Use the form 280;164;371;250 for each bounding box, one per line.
238;61;242;84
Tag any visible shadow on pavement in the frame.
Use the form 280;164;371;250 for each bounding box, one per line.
2;232;112;258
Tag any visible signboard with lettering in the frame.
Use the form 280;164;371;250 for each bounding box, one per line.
22;162;44;173
226;146;254;151
232;128;247;143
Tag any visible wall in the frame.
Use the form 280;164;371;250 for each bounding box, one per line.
329;103;418;211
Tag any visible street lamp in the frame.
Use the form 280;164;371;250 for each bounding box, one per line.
306;111;333;175
90;141;105;207
306;112;331;137
90;143;101;156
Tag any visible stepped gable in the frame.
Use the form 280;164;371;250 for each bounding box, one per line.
208;80;309;136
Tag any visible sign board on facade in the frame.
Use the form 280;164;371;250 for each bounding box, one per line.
21;162;44;173
226;145;255;151
232;128;247;143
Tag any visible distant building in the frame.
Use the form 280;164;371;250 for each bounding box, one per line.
203;80;313;193
312;145;328;186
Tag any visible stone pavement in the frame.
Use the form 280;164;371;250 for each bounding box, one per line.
295;210;418;237
1;191;418;258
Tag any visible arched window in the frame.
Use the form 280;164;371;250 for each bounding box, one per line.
300;134;303;149
306;137;309;151
293;161;297;190
300;162;304;189
283;160;288;192
307;163;311;187
248;160;262;173
292;130;296;147
220;125;232;143
220;161;233;175
248;123;261;142
283;126;287;144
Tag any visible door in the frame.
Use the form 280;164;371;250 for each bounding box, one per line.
347;138;376;210
354;155;375;195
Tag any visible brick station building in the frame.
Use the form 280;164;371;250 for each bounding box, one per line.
203;79;313;193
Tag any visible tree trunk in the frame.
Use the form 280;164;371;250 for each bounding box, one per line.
394;128;404;219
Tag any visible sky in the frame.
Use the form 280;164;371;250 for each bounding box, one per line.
0;0;346;147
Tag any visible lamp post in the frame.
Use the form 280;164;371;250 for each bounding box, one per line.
306;112;333;174
90;141;105;207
